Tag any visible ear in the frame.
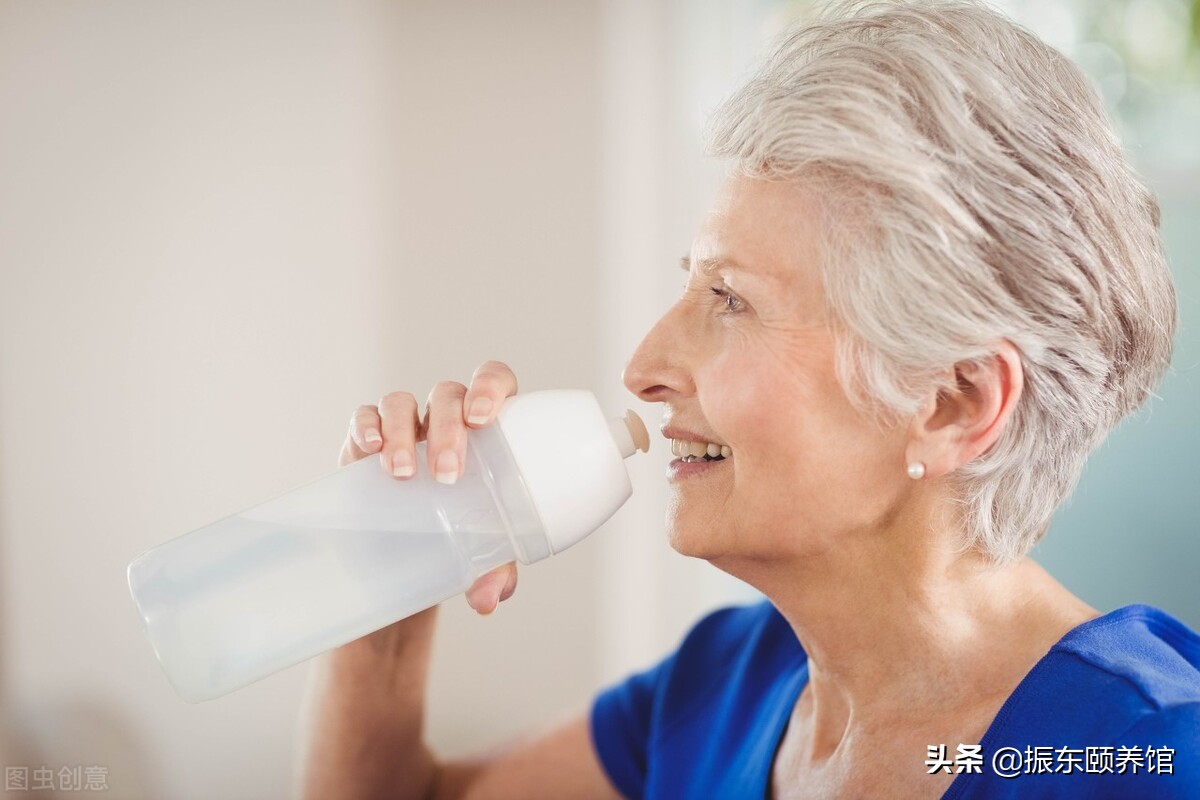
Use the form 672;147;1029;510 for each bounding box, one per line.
907;340;1024;480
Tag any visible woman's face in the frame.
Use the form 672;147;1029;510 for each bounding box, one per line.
623;175;914;563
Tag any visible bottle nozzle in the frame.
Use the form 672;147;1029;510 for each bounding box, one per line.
609;409;650;458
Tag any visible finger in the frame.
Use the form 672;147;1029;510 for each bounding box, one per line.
497;563;518;602
463;360;519;429
339;405;382;467
338;439;364;469
351;404;384;453
465;562;518;615
378;391;420;479
424;380;469;485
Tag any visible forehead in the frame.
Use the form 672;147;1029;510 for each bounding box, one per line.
689;175;825;294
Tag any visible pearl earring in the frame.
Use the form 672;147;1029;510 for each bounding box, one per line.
906;462;926;480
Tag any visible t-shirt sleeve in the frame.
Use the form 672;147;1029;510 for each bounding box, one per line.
585;602;780;799
1104;702;1200;798
589;648;678;800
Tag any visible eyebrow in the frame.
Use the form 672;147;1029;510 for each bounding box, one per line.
679;254;756;279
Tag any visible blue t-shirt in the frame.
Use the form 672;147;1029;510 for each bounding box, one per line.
590;600;1200;798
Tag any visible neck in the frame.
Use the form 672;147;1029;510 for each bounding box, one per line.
711;511;1097;762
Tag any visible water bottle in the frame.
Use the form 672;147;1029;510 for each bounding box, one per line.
126;389;649;702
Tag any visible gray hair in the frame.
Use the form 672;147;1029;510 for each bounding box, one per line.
705;0;1177;564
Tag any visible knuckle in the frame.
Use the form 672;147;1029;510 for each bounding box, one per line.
472;359;509;378
469;363;516;403
432;380;467;397
378;391;417;411
475;362;515;391
468;374;499;396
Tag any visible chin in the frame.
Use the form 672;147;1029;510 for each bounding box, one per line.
665;512;727;561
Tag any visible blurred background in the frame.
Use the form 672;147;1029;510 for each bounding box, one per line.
0;0;1195;797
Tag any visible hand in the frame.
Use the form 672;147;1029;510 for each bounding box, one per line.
339;361;521;616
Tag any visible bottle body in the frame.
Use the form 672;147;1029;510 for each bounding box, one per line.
127;424;545;703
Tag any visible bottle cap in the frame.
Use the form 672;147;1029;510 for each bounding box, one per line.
495;390;647;557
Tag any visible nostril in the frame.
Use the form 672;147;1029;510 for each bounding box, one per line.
639;385;673;402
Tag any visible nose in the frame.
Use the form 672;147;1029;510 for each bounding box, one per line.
622;302;696;403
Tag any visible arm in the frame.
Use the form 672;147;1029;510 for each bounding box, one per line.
292;605;621;800
293;608;439;800
432;709;621;800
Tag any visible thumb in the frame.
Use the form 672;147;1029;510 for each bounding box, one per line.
465;562;518;616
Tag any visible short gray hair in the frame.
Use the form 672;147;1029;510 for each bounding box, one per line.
705;0;1177;563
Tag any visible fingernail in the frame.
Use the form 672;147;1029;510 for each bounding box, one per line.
435;450;459;484
466;397;493;425
392;451;414;478
365;429;382;445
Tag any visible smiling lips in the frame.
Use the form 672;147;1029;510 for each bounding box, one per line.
670;438;732;462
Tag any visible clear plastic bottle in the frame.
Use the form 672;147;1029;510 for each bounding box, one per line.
126;389;649;702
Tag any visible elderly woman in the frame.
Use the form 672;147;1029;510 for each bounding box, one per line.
296;1;1198;798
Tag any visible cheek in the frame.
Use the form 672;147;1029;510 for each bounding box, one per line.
704;343;903;536
701;337;826;456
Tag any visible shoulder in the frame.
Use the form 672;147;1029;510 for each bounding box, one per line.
592;597;803;730
1001;604;1200;748
588;599;803;797
669;598;803;684
948;607;1200;797
1051;604;1200;712
1083;606;1200;749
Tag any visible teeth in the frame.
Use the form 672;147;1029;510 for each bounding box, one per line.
670;438;732;460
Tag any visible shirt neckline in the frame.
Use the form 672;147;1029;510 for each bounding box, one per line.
758;604;1152;800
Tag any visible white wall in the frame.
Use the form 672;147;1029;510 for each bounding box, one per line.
0;1;606;797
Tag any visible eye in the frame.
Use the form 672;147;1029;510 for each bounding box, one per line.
710;286;744;314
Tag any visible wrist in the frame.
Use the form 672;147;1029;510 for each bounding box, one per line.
314;605;438;692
